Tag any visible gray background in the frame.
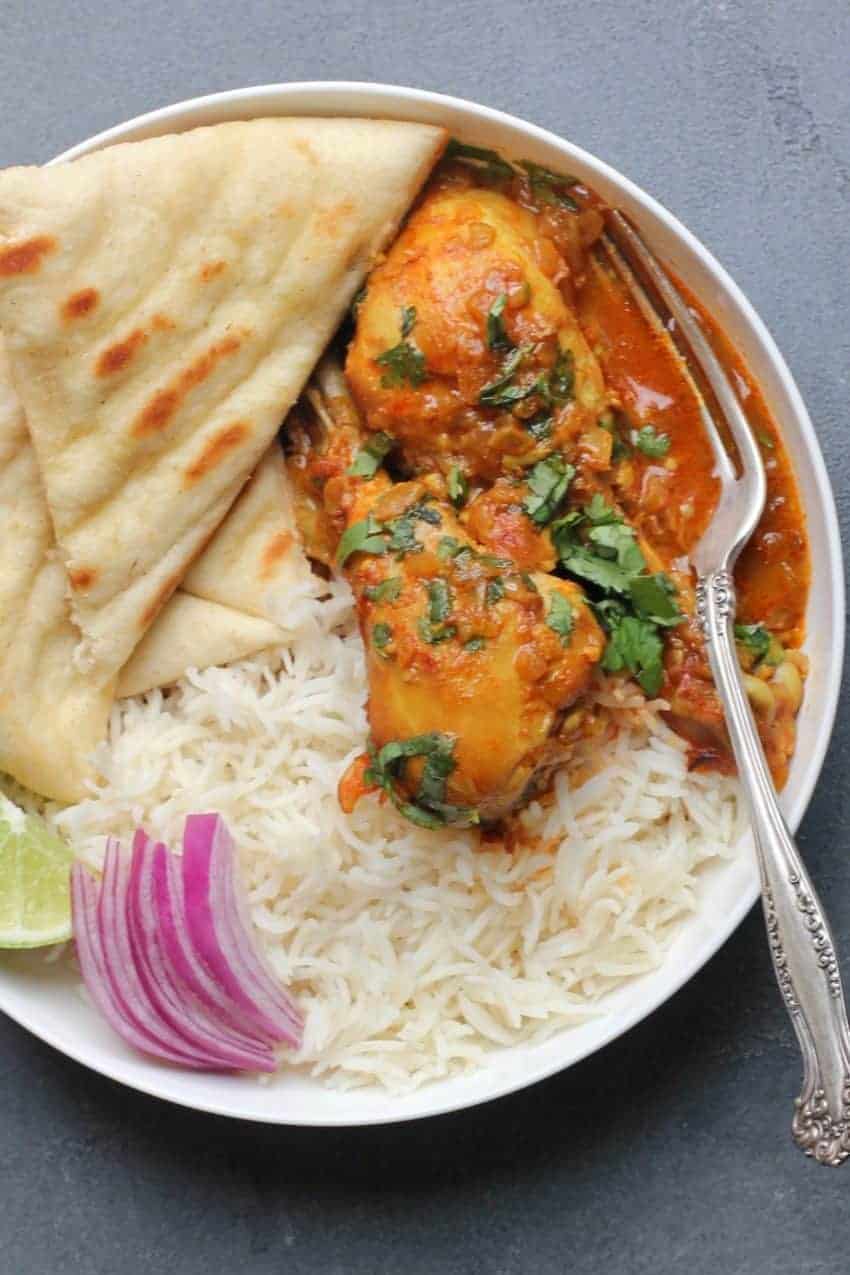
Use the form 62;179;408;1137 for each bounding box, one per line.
1;1;849;1271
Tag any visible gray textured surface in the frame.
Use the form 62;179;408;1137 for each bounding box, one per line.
1;1;850;1271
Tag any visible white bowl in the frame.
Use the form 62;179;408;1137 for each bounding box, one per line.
0;83;843;1126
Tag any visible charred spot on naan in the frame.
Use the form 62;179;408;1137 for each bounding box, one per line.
68;565;97;591
293;137;318;165
0;235;57;277
131;331;248;438
96;328;148;377
182;422;251;487
259;530;295;580
199;260;228;284
61;288;100;321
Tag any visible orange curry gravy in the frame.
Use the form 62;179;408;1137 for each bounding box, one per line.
577;266;809;644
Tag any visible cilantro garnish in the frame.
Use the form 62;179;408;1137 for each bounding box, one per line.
598;411;630;461
628;573;683;627
634;425;671;458
444;139;515;183
519;160;580;211
418;578;456;644
546;591;574;645
448;464;469;508
523;455;575;526
375;306;427;389
601;613;665;697
364;576;403;604
485;577;505;606
365;732;480;829
372;622;393;651
486;292;513;353
337;515;388;566
347;431;393;478
479;344;532;407
464;636;486;652
734;623;784;667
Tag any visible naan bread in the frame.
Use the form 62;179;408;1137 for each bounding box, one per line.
116;594;284;699
181;441;312;618
0;342;112;801
0;117;445;682
117;441;310;697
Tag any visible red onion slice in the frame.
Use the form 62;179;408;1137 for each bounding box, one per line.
70;817;303;1073
98;839;220;1068
181;815;303;1046
71;862;199;1067
126;832;277;1072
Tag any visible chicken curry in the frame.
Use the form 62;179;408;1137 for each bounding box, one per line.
284;141;810;831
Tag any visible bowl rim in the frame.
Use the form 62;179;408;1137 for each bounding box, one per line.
1;80;844;1126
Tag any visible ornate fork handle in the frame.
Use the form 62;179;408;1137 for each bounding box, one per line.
698;569;850;1166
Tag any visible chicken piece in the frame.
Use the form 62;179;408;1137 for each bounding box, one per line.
345;186;610;483
338;477;605;824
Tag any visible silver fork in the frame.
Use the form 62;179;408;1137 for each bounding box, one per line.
599;210;850;1166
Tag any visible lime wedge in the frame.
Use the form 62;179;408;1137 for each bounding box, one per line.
0;794;73;948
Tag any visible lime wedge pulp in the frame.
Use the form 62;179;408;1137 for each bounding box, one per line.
0;794;73;948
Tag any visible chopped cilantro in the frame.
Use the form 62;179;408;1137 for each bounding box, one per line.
375;306;427;388
587;521;646;576
337;515;388;566
364;576;403;604
546;591;574;645
426;578;452;623
347;431;393;478
584;493;619;524
523;455;575;526
464;636;486;652
372;622;392;650
486;292;513;352
444;139;515;183
734;623;784;666
478;344;532;407
365;732;479;828
601;614;665;697
519;160;580;210
417;618;457;645
384;502;441;557
485;577;505;606
437;535;464;561
634;425;671;458
448;464;469;508
629;573;682;627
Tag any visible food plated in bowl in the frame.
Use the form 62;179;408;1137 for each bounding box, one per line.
0;84;842;1125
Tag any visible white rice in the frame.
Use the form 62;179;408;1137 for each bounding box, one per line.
50;576;748;1094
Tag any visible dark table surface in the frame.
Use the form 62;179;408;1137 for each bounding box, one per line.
2;2;850;1271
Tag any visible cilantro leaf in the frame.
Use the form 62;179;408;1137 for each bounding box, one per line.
486;292;513;353
337;515;387;566
584;494;619;525
485;577;505;605
519;160;580;210
634;425;671;458
448;464;469;508
372;622;392;650
464;636;486;652
437;535;464;561
601;614;665;697
479;344;531;406
629;573;682;627
525;412;553;442
734;623;784;666
375;306;427;388
384;502;441;558
588;521;646;576
444;139;516;182
347;431;393;478
523;455;575;526
365;731;479;828
546;591;574;645
426;578;453;623
560;545;632;593
364;576;403;604
417;618;457;644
